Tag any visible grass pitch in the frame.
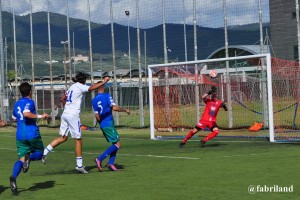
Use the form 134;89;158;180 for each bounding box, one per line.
0;126;299;200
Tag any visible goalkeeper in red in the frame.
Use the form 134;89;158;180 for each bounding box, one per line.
179;86;228;147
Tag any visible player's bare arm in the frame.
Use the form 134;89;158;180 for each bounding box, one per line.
88;76;110;91
61;94;67;107
112;106;130;114
23;112;49;119
95;113;100;123
202;93;209;101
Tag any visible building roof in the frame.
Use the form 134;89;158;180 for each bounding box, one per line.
207;45;271;59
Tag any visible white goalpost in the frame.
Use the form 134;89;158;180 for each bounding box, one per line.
148;54;278;141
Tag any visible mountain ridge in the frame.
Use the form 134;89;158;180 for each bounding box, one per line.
1;11;270;75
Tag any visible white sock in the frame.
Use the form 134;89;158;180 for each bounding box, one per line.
76;157;83;168
43;145;53;156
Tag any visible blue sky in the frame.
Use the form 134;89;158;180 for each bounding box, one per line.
2;0;270;28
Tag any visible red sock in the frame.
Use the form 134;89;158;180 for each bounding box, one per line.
183;130;196;143
203;129;219;142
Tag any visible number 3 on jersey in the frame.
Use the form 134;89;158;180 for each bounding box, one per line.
17;106;24;120
66;90;73;103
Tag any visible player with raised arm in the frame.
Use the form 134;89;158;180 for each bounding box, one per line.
9;82;49;193
92;80;130;172
179;86;228;147
42;72;110;174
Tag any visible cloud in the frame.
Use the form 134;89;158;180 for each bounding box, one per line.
1;0;270;28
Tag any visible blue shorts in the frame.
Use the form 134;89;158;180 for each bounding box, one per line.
101;125;120;143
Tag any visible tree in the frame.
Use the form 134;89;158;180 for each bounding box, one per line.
8;70;16;82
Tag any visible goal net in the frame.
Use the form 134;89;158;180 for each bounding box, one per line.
271;58;300;142
148;54;300;142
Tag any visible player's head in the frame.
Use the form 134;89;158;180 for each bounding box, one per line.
96;80;105;92
73;72;87;84
19;82;32;97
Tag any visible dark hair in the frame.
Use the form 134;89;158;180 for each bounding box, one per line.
19;82;32;97
72;72;87;84
96;81;105;91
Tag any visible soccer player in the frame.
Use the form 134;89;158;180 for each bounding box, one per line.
92;80;130;172
10;82;49;193
178;86;228;147
42;72;110;174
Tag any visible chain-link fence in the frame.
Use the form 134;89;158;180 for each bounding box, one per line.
0;0;278;128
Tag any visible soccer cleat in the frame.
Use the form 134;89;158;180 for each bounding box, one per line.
106;164;118;171
9;176;17;193
41;155;47;164
178;142;186;148
76;166;89;174
23;153;31;173
200;140;206;147
94;157;102;172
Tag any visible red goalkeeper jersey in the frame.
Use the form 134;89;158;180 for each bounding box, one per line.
200;98;223;123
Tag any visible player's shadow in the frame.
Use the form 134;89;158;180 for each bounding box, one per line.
86;164;125;171
43;166;91;175
200;143;227;148
0;185;10;195
112;164;125;170
42;164;125;175
18;180;57;193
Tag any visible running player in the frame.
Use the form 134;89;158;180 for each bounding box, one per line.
42;72;110;174
10;82;49;193
92;80;130;172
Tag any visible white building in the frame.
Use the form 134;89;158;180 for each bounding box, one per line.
72;54;89;63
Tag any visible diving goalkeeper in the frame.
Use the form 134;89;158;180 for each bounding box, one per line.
179;86;228;147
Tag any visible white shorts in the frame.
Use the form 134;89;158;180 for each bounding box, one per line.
59;112;82;139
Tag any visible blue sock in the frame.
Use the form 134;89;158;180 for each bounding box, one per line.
108;151;118;165
30;152;43;160
98;144;119;161
12;160;23;178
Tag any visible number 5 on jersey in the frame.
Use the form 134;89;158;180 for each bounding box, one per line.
97;101;103;114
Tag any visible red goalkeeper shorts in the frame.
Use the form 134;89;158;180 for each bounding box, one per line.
196;120;217;131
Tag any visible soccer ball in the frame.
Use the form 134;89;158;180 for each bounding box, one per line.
209;69;217;78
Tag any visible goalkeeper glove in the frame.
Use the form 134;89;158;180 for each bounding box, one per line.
207;86;217;95
222;103;228;111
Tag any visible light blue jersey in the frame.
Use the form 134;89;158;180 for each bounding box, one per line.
92;93;116;128
13;97;40;141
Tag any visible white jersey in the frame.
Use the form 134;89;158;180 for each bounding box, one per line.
63;82;90;116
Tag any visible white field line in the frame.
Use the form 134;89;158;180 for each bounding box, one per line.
0;146;272;161
0;133;149;141
0;147;199;160
0;133;268;143
0;134;271;160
